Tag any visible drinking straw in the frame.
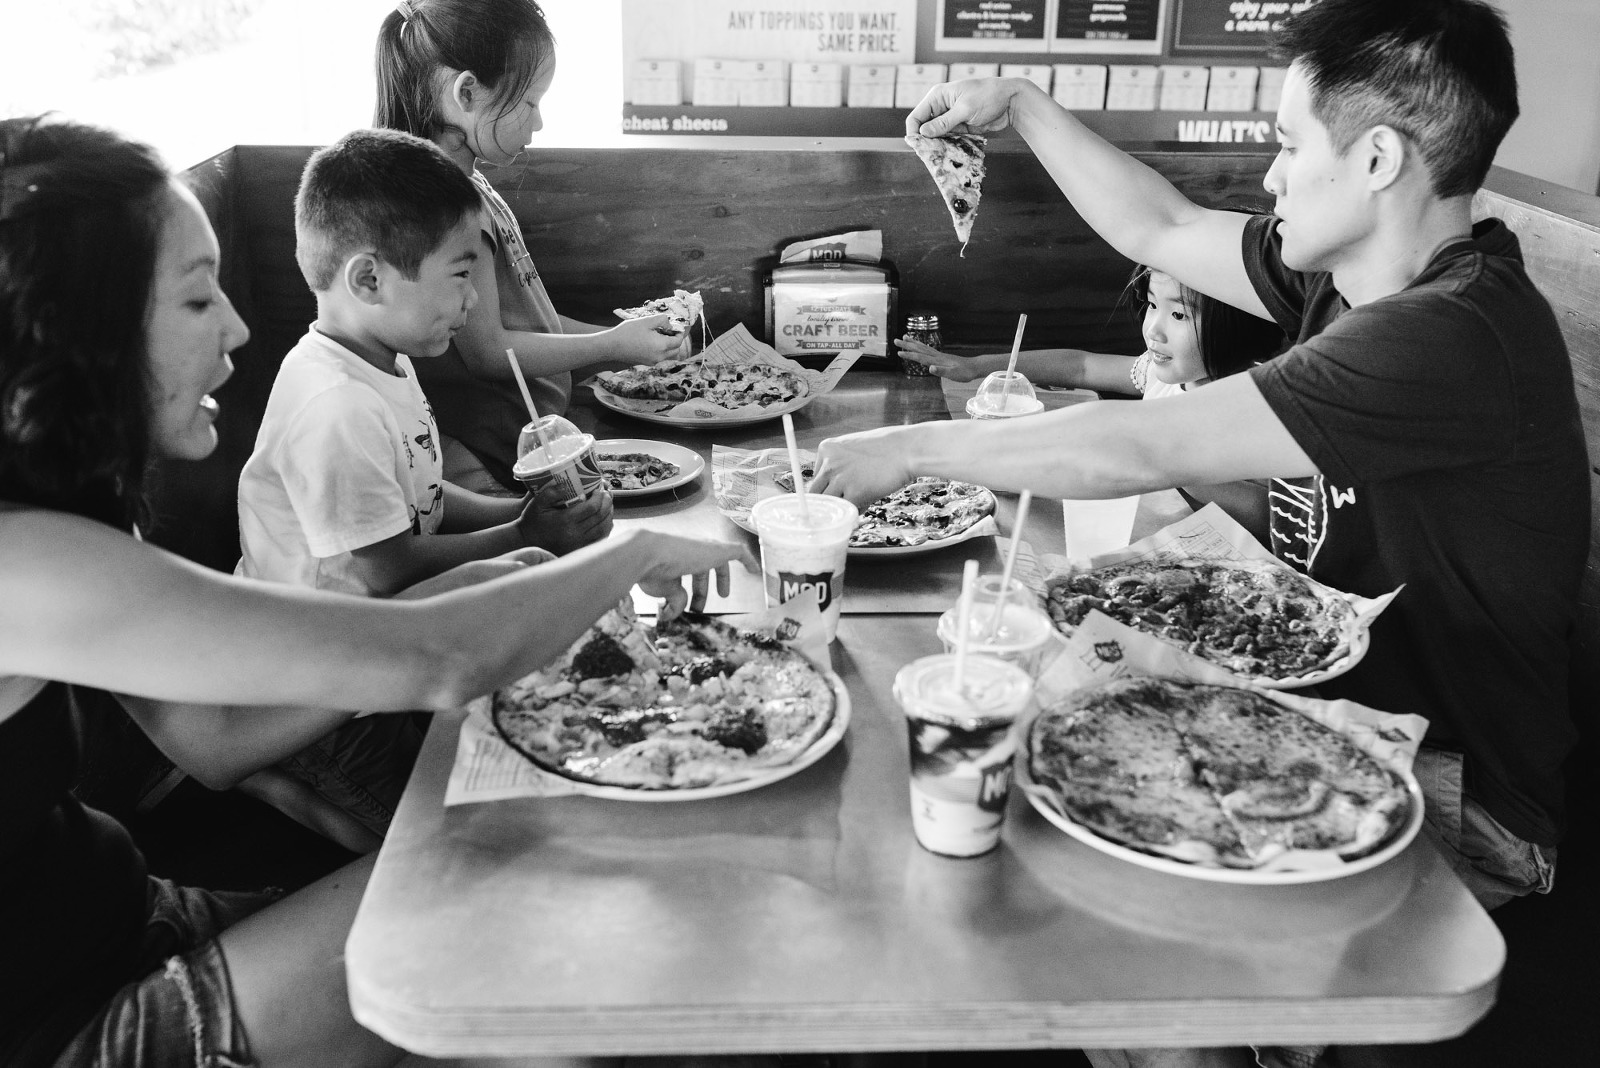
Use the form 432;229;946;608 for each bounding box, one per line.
506;348;550;452
998;313;1028;407
985;489;1032;639
781;412;812;524
952;558;980;693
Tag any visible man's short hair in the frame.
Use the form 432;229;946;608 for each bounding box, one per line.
1274;0;1518;198
294;128;480;292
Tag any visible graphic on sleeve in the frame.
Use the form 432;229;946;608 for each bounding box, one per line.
1268;476;1321;572
410;483;443;535
1268;476;1355;573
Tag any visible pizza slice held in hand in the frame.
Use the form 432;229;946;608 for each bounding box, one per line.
905;131;987;254
614;289;705;336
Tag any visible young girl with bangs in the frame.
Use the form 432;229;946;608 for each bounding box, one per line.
896;266;1285;538
375;0;687;495
895;265;1284;397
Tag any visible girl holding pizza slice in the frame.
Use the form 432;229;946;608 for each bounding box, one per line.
375;0;689;495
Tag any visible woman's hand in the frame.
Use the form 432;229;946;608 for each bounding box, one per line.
893;337;995;381
608;314;692;366
632;533;758;622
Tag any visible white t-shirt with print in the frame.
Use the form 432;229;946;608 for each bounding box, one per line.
237;327;445;596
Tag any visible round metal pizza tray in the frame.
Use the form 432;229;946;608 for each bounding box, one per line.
592;438;705;498
500;672;851;802
1015;733;1425;885
591;382;816;429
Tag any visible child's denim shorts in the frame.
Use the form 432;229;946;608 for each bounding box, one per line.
48;878;281;1068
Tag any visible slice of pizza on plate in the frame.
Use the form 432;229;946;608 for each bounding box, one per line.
905;131;987;254
614;289;705;336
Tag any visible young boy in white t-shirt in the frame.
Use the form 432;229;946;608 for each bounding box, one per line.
235;129;612;842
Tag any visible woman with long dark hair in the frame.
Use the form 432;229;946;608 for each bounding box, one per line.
0;114;745;1067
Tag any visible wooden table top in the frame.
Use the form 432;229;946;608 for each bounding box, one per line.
345;372;1504;1057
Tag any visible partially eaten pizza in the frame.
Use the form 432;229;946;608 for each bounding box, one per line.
905;131;987;253
614;289;705;336
1028;676;1412;870
1043;560;1356;681
776;470;996;550
596;359;807;411
492;607;837;790
595;451;681;492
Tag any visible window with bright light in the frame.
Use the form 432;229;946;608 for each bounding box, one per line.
1;0;625;171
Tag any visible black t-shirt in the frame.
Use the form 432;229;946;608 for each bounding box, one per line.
1244;214;1589;846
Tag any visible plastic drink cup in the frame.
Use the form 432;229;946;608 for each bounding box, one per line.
966;370;1044;419
750;494;859;643
895;653;1034;857
935;576;1055;677
512;415;603;507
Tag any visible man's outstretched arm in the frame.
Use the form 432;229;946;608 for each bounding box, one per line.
812;373;1315;507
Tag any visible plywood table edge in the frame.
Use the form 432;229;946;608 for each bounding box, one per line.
347;985;1501;1058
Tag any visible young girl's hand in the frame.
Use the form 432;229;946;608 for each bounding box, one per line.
608;314;692;365
516;484;614;554
894;337;990;381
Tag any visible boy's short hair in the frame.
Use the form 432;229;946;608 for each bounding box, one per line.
294;128;480;292
1274;0;1518;198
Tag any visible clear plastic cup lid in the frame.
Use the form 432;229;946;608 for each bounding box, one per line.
974;370;1038;408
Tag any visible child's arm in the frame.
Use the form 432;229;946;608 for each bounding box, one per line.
454;243;689;380
895;337;1139;394
347;485;612;596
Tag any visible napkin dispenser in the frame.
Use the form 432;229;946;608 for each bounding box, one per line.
764;261;898;369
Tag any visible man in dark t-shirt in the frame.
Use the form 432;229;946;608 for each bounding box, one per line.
815;0;1587;922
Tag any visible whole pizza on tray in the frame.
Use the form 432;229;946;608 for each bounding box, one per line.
596;359;807;411
492;607;836;790
775;471;996;549
1043;559;1356;680
1028;677;1412;870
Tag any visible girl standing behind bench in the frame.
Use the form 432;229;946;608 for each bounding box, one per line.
375;0;686;494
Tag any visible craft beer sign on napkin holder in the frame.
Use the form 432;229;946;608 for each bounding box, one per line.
765;229;898;368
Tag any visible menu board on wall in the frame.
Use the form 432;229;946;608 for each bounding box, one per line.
1050;0;1167;55
934;0;1051;53
1172;0;1318;54
620;0;917;101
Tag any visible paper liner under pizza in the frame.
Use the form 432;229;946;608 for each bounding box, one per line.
491;605;837;791
905;131;987;254
1025;676;1415;871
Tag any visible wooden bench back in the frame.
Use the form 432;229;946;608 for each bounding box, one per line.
1473;170;1600;724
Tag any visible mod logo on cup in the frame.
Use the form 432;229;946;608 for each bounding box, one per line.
779;571;834;612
